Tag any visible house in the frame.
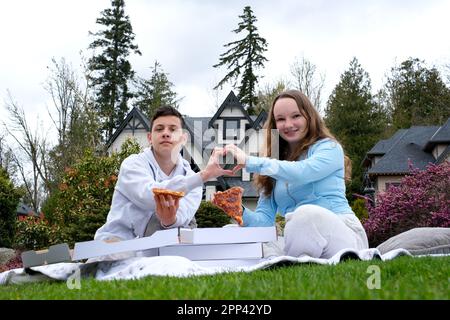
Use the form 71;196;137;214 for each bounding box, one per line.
106;91;268;210
16;202;39;221
362;117;450;196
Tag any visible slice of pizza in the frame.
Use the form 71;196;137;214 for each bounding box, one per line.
152;188;185;198
212;186;244;226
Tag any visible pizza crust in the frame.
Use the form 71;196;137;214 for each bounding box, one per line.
152;188;185;198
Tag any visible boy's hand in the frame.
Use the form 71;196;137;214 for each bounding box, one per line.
201;147;235;181
154;194;180;227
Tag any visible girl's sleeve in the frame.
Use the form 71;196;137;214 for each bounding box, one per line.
245;140;344;185
243;191;277;227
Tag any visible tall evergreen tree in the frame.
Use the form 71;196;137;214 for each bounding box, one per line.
133;61;178;119
88;0;141;141
384;58;450;129
213;6;268;114
325;57;387;195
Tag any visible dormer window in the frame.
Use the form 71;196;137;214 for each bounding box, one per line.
224;119;240;140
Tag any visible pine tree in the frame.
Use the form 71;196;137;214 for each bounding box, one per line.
325;57;388;195
214;6;268;114
384;58;450;129
133;61;178;119
88;0;141;141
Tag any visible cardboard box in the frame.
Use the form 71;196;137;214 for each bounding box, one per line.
72;228;179;260
21;244;72;268
73;226;276;261
157;242;264;260
22;226;277;266
179;226;277;244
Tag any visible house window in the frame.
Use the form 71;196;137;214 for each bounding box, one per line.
223;120;239;140
385;182;401;190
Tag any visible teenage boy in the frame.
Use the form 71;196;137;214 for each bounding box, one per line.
95;106;234;242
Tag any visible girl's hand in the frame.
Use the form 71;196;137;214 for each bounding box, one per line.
201;147;235;181
224;144;247;174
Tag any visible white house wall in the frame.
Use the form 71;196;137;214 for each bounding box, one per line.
221;108;245;117
109;130;149;155
433;144;448;159
376;175;403;193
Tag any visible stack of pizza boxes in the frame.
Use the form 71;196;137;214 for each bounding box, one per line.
22;226;277;268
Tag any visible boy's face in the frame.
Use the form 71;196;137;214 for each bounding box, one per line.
148;116;186;161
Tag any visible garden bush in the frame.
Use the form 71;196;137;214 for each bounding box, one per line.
14;216;62;251
363;162;450;247
351;198;369;221
0;167;22;248
195;200;232;227
42;138;141;246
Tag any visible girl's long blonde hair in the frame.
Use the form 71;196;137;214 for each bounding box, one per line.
254;90;352;196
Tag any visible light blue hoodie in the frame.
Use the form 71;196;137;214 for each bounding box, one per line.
243;138;354;227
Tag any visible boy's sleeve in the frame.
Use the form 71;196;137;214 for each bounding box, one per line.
245;140;344;185
115;156;203;211
243;191;277;227
168;175;203;228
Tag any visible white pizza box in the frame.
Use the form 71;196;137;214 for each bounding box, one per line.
72;228;179;260
156;242;263;260
72;226;277;261
179;226;277;244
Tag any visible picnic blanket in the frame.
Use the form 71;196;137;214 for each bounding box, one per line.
1;247;447;286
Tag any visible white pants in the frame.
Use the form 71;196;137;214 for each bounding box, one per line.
264;204;369;259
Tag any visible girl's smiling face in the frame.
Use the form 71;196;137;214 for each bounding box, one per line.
273;97;307;148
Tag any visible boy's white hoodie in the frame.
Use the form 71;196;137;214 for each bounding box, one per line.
95;147;203;241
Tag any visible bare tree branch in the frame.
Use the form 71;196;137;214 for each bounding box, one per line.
290;56;326;113
3;91;51;195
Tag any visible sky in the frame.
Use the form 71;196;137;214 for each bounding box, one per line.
1;0;450;143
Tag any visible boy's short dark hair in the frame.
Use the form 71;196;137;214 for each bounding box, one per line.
149;106;184;131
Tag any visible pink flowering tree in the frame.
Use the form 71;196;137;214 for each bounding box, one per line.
363;161;450;247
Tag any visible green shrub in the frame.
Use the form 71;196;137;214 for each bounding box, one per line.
0;167;22;248
351;198;369;221
14;217;63;250
42;138;141;246
275;213;285;236
195;201;232;228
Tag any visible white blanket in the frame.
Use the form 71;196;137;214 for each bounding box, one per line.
2;248;446;286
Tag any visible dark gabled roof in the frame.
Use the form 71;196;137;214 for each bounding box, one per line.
106;107;151;149
368;126;440;175
223;177;258;198
208;91;254;128
253;110;268;129
367;129;407;155
424;117;450;151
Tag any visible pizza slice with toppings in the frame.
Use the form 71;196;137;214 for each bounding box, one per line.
212;186;244;226
152;188;185;198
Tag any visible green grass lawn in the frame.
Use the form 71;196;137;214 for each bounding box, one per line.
0;256;449;300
